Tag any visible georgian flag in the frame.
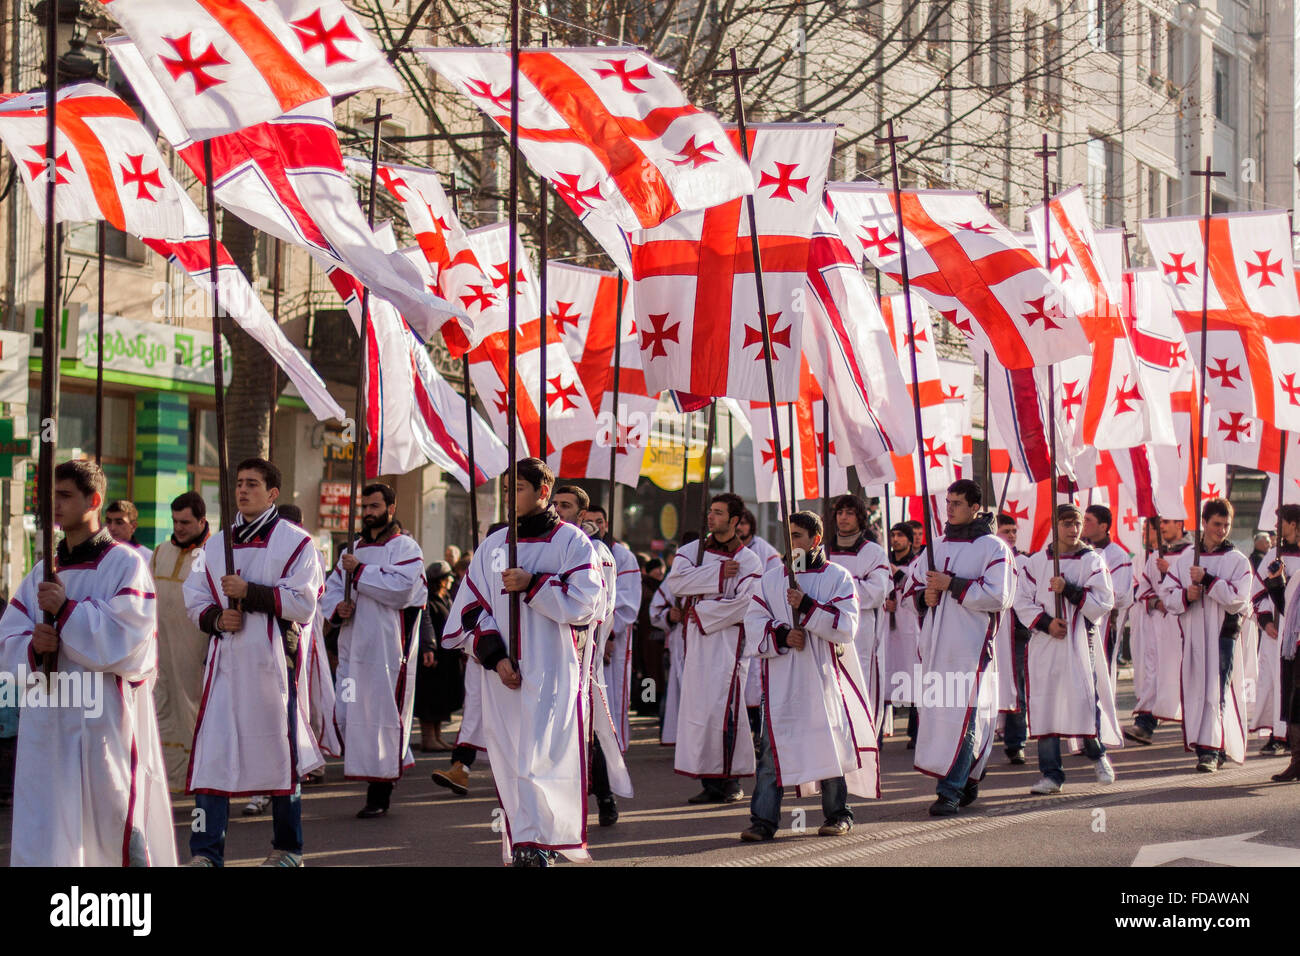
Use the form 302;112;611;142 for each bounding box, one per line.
1125;267;1193;447
1090;448;1157;554
0;84;186;237
101;0;400;139
630;123;836;402
826;184;1090;369
744;357;848;504
938;359;976;479
990;450;1055;554
416;46;753;232
1142;210;1300;432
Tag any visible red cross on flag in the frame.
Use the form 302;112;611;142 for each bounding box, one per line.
802;205;915;484
1124;268;1194;447
1146;384;1226;521
989;451;1055;554
416;47;752;232
326;265;507;487
938;358;976;478
102;0;399;139
983;349;1082;486
744;358;848;504
0;85;187;238
631;123;835;402
825;184;1090;369
1141;210;1300;432
1026;186;1150;450
1091;448;1156;554
546;262;659;487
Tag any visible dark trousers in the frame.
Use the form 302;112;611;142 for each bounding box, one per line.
1195;634;1236;761
366;781;394;810
590;737;612;801
451;743;477;767
191;790;302;866
1004;632;1030;753
0;735;15;802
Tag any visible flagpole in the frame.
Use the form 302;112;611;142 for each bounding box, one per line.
1035;135;1062;617
878;120;934;571
449;172;479;551
268;237;281;455
537;175;548;458
698;399;717;547
202;143;235;582
997;467;1013;516
717;49;795;579
727;409;735;492
1121;219;1161;539
608;273;624;536
342;103;389;606
37;12;60;675
1279;433;1288;549
1190;156;1223;566
93;222;105;464
981;351;992;511
821;396;830;515
506;0;522;666
679;411;690;534
787;402;796;506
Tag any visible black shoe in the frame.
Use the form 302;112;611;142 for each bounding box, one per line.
686;787;725;805
928;797;960;817
739;825;774;842
959;781;979;807
721;783;745;803
598;797;619;827
510;847;551;867
906;739;917;750
1006;749;1026;765
356;805;388;819
1260;737;1288;756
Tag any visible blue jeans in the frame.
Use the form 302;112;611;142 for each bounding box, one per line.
1195;633;1236;761
1004;633;1030;753
1037;696;1105;784
190;788;303;866
750;702;851;834
936;709;981;804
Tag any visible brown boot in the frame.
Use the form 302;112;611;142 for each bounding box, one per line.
1271;726;1300;782
432;761;470;796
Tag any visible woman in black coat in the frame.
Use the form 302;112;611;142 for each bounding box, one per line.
414;561;461;751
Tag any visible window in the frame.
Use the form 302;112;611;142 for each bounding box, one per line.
256;233;286;292
926;3;952;44
902;1;922;41
859;0;883;37
855;147;877;181
1167;24;1178;85
1088;0;1105;50
1044;22;1062;109
1024;12;1040;104
1148;13;1161;75
1087;137;1107;226
1104;139;1123;227
1105;0;1123;55
967;1;983;85
990;0;1010;89
830;144;847;182
65;221;147;263
1147;166;1160;218
1213;50;1232;125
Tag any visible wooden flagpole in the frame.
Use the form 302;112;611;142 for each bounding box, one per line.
506;0;522;665
608;273;624;537
821;397;830;516
342;102;390;605
678;411;690;532
698;400;717;547
94;221;105;464
1035;134;1062;617
37;12;60;675
787;402;796;507
877;120;934;571
536;31;550;462
448;172;479;551
1190;156;1224;566
715;49;795;579
201;145;236;583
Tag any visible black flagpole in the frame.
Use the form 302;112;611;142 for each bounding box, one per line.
1279;436;1288;548
981;351;991;511
537;177;548;458
268;237;282;454
716;49;795;579
608;274;624;538
37;21;60;675
821;395;830;514
878;120;934;571
94;221;105;464
506;0;522;666
698;400;716;547
787;402;797;507
1190;156;1224;566
1035;135;1061;617
449;173;479;551
202;144;236;581
728;409;735;492
679;412;690;531
343;103;390;605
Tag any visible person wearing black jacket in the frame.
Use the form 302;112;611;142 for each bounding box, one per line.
415;561;459;751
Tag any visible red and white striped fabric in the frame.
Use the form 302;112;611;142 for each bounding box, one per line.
745;358;848;504
802;204;915;484
1125;268;1193;447
1026;187;1150;449
547;262;658;486
1147;385;1225;522
0;84;186;237
630;123;836;402
102;0;399;139
826;185;1089;369
1091;448;1156;554
1142;210;1300;432
417;46;752;232
938;358;975;479
105;38;469;351
326;265;506;486
991;452;1055;555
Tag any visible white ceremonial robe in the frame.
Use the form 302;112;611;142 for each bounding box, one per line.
1099;539;1134;692
587;537;633;797
994;551;1031;713
745;557;879;797
1158;542;1252;764
883;550;923;709
322;528;427;781
183;517;325;795
905;525;1013;781
1135;541;1191;721
443;515;603;863
603;540;640;751
1016;546;1121;745
664;538;763;779
301;600;340;757
1250;545;1297;738
828;536;890;734
649;576;684;746
0;535;175;866
150;534;211;793
742;534;782;709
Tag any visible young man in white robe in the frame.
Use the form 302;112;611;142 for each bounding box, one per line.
442;459;604;866
106;498;153;570
826;494;891;742
1016;503;1119;794
649;571;685;746
589;503;639;752
182;458;324;867
1125;518;1190;743
906;479;1014;816
882;522;921;748
740;511;878;842
1083;505;1134;689
150;490;211;794
0;460;174;866
321;482;427;818
739;509;782;739
663;493;764;804
1157;497;1253;772
994;514;1032;765
1250;503;1299;758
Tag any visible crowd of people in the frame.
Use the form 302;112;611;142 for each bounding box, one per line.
0;456;1296;866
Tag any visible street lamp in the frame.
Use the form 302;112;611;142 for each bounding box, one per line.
31;0;102;85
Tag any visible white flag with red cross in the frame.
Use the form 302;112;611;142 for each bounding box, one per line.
1091;448;1157;554
416;46;753;232
1026;187;1150;449
1124;267;1194;447
102;0;399;139
630;123;836;403
744;358;848;504
547;262;658;486
938;358;976;479
802;204;915;484
825;184;1090;369
991;450;1055;554
0;84;187;238
1141;210;1300;432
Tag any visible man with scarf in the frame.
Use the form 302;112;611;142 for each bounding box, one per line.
322;482;428;819
1156;497;1252;772
905;479;1014;816
442;459;604;866
883;521;922;748
183;458;324;867
151;491;212;793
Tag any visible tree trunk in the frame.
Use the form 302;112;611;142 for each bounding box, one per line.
218;214;278;467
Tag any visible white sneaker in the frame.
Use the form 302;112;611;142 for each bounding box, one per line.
1029;776;1063;795
1095;755;1116;785
242;795;271;816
